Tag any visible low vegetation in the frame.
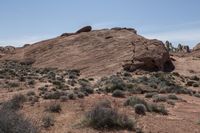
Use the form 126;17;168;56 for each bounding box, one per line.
0;109;39;133
45;103;62;113
2;94;26;111
124;96;168;115
42;114;55;128
85;100;136;131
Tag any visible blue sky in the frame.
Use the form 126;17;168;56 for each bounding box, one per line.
0;0;200;47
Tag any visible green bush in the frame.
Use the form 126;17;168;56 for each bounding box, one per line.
152;95;167;102
45;103;62;113
28;80;35;86
26;91;36;96
42;115;55;128
77;92;85;98
145;92;158;98
7;82;20;88
85;100;135;130
43;91;62;99
68;93;77;100
148;104;168;115
167;94;178;100
60;96;68;102
186;80;195;86
112;90;125;98
193;83;199;87
80;86;94;94
125;96;168;115
124;96;149;111
0;109;39;133
134;104;146;115
190;76;199;81
167;100;175;105
194;93;200;98
2;94;26;111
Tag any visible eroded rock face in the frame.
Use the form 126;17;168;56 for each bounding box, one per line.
193;43;200;51
164;41;190;53
177;44;190;53
123;39;174;72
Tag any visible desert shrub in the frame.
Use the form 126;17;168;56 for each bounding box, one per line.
134;104;146;115
77;92;85;98
138;76;148;83
60;96;68;102
80;86;94;94
172;72;180;77
38;87;48;92
47;71;56;80
0;109;39;133
148;83;158;89
186;80;195;86
45;103;62;113
190;76;199;81
26;91;36;96
105;75;126;92
52;80;63;87
85;100;135;130
124;96;168;115
7;82;20;88
88;78;94;81
167;100;175;105
43;91;62;100
193;83;199;87
128;86;143;94
194;93;200;98
27;80;35;86
20;58;35;66
152;95;167;102
124;96;149;111
67;69;80;79
2;94;26;111
28;96;39;105
159;86;191;94
145;92;158;98
68;93;77;100
112;90;125;98
96;99;112;108
68;79;77;86
123;72;132;77
148;104;168;115
42;115;55;128
167;94;178;100
19;76;26;82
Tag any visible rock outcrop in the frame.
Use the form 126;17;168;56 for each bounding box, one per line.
123;39;174;72
164;41;190;53
60;26;92;37
76;26;92;34
193;43;200;51
1;27;174;76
